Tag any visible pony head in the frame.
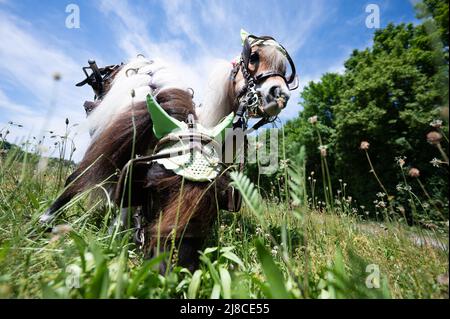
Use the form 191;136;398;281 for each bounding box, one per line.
233;29;298;118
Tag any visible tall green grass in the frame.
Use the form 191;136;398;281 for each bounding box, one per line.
0;129;448;299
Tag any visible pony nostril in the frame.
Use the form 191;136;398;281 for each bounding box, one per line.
266;85;289;109
269;85;282;99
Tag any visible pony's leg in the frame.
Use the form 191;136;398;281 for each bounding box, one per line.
39;191;74;224
176;237;204;273
38;171;80;225
150;237;204;274
108;207;130;234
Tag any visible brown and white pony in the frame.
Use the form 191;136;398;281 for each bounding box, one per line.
41;32;297;271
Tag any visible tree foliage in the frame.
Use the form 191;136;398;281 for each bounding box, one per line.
284;0;449;218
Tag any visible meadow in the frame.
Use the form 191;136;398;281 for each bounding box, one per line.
0;125;448;299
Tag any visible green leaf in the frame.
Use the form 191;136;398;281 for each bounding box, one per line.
126;253;166;297
219;267;232;299
188;269;203;299
221;251;244;270
210;283;221;299
203;247;218;255
255;239;290;299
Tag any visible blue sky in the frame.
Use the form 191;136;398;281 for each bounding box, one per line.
0;0;419;161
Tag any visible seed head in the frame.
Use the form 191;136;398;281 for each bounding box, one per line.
408;168;420;178
308;115;318;125
360;141;370;150
65;118;69;126
395;156;406;168
427;131;442;145
318;145;328;157
430;119;443;128
430;158;441;167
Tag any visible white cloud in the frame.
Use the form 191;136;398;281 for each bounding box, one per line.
95;0;332;121
0;11;91;161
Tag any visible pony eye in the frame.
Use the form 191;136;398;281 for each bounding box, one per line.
249;52;259;64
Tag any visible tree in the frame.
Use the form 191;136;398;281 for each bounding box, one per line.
285;0;449;220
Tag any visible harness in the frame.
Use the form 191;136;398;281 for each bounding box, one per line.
230;33;299;132
76;60;123;116
114;94;238;247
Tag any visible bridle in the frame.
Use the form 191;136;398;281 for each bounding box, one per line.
230;35;299;131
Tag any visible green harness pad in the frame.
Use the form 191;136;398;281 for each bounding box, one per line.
146;94;234;182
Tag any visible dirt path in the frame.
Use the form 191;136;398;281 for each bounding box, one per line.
357;222;448;251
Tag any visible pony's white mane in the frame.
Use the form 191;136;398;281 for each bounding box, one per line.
197;59;234;128
86;45;287;136
87;56;187;139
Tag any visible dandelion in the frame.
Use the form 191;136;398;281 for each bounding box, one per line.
426;131;442;145
408;168;420;178
430;158;442;167
318;145;328;157
360;141;370;150
376;201;386;208
395;156;406;168
430;119;443;128
397;183;412;192
308;115;318;125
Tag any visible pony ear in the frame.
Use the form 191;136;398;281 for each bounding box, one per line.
240;29;250;45
146;94;184;139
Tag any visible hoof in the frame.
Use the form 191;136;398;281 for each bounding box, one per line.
38;213;55;233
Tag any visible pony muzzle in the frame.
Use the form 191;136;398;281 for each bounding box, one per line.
261;93;288;117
